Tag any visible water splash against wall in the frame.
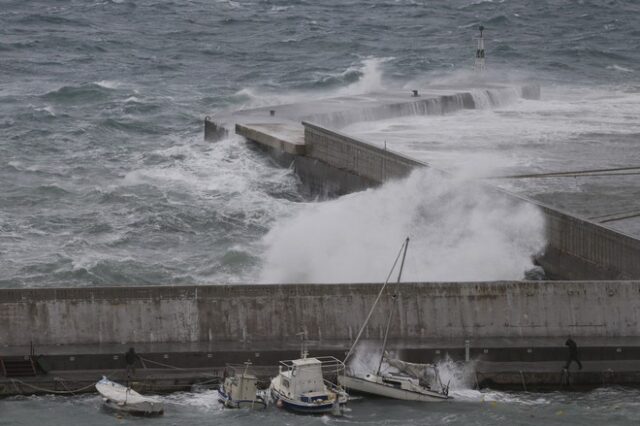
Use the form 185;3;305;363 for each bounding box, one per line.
260;168;545;283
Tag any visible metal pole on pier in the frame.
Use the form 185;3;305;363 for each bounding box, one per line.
474;25;486;72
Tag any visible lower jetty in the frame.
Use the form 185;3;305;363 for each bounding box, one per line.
2;281;640;395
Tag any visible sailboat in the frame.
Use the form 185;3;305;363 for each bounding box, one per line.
337;237;452;402
95;376;164;416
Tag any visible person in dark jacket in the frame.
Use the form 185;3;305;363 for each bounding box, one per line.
564;338;582;370
125;347;140;378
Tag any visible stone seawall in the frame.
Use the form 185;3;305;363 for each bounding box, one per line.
302;122;640;280
540;205;640;279
303;121;422;182
2;281;639;347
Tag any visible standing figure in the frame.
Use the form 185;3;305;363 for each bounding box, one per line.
564;338;582;370
125;347;140;378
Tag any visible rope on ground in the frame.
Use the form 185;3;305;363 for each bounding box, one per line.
138;356;185;370
57;378;76;396
10;378;96;395
193;377;220;387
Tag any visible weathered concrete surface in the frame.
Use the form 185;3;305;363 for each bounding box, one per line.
293;155;377;197
3;284;640;394
301;122;640;280
537;205;640;280
3;359;640;396
475;360;640;390
2;282;640;348
0;368;220;397
226;85;538;130
303;121;422;182
235;123;305;155
231;85;640;279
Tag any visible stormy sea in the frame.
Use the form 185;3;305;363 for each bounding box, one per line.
2;0;640;424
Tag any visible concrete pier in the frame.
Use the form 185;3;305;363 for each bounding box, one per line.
235;123;305;155
229;86;640;280
6;281;640;347
3;282;640;394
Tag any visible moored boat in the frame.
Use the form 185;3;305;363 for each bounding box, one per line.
270;353;348;415
338;237;452;402
338;366;450;402
95;376;164;416
217;362;267;409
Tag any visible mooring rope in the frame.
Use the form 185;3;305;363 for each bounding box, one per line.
9;378;96;395
137;356;185;370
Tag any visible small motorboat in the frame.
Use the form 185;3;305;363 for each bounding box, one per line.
217;362;267;409
95;376;164;416
270;352;348;415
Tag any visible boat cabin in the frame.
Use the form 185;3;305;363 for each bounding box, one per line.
224;372;260;402
278;357;328;399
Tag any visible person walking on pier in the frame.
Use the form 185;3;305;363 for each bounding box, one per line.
564;338;582;371
125;347;141;378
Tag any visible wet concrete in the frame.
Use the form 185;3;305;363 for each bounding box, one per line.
3;337;640;396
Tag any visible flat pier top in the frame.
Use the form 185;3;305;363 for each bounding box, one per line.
235;123;305;155
227;84;533;125
229;85;532;157
231;91;438;122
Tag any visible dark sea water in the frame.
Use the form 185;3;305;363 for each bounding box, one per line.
3;387;640;426
2;0;639;288
2;0;640;423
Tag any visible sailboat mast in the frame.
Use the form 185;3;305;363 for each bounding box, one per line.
376;238;409;375
343;238;409;364
396;237;409;283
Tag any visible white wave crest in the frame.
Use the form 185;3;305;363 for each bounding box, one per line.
260;168;545;283
94;80;121;89
607;64;634;73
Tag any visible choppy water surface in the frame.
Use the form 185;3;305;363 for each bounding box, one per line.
2;0;640;423
2;0;640;287
3;387;640;426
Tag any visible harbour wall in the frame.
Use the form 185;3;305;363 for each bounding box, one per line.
300;122;640;280
2;281;640;348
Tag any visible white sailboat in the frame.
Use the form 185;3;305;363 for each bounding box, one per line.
338;237;452;402
95;376;164;416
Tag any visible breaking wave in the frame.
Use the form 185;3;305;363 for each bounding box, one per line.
260;168;545;283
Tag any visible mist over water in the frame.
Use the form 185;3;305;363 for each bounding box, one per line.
260;168;545;283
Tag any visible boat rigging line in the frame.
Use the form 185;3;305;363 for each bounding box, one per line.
376;238;409;375
343;237;410;365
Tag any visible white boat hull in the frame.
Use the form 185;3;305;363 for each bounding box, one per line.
96;377;164;416
270;386;342;414
101;399;164;416
217;387;266;409
338;374;450;402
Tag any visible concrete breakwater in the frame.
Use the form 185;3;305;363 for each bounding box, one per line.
300;123;640;280
2;281;639;347
3;281;640;393
229;85;640;280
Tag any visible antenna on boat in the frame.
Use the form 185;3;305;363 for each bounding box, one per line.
297;331;308;359
376;237;409;375
343;237;410;365
474;25;486;72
